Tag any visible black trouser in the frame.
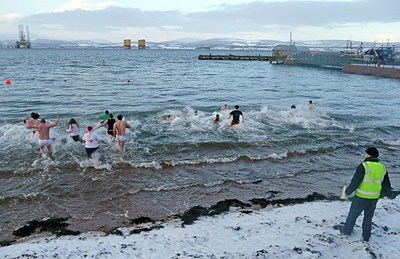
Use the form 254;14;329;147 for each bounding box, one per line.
344;196;378;239
85;147;99;158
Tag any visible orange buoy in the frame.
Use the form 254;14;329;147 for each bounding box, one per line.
5;79;11;85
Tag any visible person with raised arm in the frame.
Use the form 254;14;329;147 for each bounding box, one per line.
27;114;60;157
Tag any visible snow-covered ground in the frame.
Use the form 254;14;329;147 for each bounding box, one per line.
1;196;399;258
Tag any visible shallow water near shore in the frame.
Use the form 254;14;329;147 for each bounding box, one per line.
1;48;399;242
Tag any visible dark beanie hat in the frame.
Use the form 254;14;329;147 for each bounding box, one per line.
365;147;379;158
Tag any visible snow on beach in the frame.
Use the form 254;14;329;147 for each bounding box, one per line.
1;196;399;258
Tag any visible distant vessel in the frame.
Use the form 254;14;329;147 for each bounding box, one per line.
195;46;211;50
15;24;31;49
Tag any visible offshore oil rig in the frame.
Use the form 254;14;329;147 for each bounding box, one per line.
15;24;31;48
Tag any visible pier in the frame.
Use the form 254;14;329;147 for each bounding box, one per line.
198;54;286;63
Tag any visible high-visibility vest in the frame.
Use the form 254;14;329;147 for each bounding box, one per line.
355;161;386;199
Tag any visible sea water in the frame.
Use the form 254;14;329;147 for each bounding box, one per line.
0;48;399;241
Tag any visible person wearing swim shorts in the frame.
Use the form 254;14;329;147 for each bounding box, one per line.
228;105;244;126
116;135;127;141
38;139;52;146
83;126;100;158
113;114;131;155
27;114;60;157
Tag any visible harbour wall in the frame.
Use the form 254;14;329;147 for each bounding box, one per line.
343;64;400;79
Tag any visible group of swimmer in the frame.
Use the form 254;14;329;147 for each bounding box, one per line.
290;100;315;114
211;104;245;125
164;104;245;126
23;110;131;159
212;100;314;125
24;100;315;159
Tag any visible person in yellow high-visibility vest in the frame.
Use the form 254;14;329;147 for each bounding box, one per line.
339;147;392;242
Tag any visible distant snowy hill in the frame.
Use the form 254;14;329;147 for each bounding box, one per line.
0;38;397;50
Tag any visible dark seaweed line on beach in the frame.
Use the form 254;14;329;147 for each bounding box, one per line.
2;190;398;247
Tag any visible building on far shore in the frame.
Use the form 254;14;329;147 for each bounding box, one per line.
272;45;310;58
123;39;131;49
138;39;146;49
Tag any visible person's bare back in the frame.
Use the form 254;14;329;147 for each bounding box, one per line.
37;122;51;140
113;115;131;137
28;114;60;157
113;114;131;155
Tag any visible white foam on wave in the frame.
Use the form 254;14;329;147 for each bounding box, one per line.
31;156;59;168
133;178;229;194
136;161;163;170
78;153;113;171
0;124;37;148
131;151;291;170
166;156;238;167
267;151;288;160
0;192;41;202
381;139;400;146
260;104;354;131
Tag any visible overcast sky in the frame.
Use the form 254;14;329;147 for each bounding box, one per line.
0;0;399;43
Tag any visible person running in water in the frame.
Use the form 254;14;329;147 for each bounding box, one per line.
24;112;40;135
308;100;315;112
228;105;244;126
214;114;220;123
83;125;101;158
113;114;131;155
66;118;82;142
95;113;116;137
27;114;60;157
